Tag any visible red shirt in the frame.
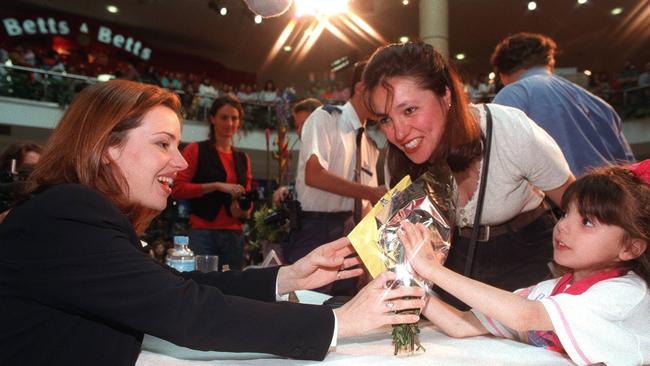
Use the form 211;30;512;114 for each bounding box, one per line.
172;142;251;230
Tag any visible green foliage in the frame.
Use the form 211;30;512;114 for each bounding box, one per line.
391;321;425;355
247;203;289;254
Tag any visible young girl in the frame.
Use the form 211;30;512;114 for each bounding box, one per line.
399;161;650;366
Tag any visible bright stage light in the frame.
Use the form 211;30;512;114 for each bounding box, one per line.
455;53;466;60
528;1;537;11
106;5;119;14
254;15;263;23
488;72;496;80
583;70;592;76
220;7;227;16
577;0;588;4
295;0;349;18
283;45;292;51
402;0;410;5
611;7;623;15
399;36;409;43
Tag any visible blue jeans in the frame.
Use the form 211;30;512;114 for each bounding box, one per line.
188;229;244;271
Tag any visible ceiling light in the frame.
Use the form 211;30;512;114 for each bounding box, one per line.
254;14;263;23
455;53;466;61
402;0;409;5
220;7;227;16
399;36;409;43
527;1;537;11
295;0;349;18
611;7;623;15
283;45;292;51
488;72;496;80
106;5;119;14
583;70;592;76
577;0;588;4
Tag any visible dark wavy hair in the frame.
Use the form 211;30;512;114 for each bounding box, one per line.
207;95;244;144
362;41;482;186
560;165;650;285
490;32;557;75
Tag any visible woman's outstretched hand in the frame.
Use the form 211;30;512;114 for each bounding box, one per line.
334;271;425;338
277;237;363;295
397;220;442;281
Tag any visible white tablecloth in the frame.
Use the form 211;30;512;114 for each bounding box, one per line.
137;324;575;366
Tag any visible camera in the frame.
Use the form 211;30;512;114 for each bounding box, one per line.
264;192;301;230
0;163;33;213
237;189;258;211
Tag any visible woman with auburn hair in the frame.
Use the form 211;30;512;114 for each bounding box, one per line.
363;42;576;309
0;80;425;365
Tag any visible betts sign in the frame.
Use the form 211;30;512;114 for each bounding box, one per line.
2;16;152;60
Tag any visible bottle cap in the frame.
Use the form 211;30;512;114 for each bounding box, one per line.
173;236;189;245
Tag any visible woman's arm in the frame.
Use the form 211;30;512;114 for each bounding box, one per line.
399;221;554;333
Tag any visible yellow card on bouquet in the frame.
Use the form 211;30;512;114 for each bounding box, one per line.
347;175;411;278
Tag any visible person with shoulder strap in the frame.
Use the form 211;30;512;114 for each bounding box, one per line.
363;41;576;310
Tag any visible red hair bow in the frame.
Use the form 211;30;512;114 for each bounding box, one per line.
629;159;650;185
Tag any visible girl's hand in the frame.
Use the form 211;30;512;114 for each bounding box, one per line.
397;220;442;281
277;237;363;294
334;271;425;338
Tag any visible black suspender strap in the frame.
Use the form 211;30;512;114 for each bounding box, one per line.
463;105;493;277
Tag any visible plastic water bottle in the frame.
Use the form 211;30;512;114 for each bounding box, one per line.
165;236;195;272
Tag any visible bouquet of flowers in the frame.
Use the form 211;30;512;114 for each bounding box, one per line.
348;165;456;355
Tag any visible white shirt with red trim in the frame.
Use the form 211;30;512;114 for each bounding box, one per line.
471;271;650;366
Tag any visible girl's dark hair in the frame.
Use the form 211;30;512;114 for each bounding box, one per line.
561;165;650;284
207;95;244;143
362;41;482;186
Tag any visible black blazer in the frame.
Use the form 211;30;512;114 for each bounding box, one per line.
0;184;333;365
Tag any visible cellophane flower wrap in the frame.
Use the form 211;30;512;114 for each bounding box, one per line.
348;166;456;355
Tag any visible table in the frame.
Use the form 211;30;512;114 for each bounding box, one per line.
137;324;575;366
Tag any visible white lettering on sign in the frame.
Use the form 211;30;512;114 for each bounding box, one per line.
96;26;151;60
2;17;152;60
2;18;70;36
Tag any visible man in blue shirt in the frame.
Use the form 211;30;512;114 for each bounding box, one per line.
490;32;634;176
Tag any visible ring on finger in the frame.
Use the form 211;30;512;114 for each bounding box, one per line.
386;301;395;309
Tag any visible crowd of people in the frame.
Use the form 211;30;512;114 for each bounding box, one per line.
0;32;649;366
0;42;355;127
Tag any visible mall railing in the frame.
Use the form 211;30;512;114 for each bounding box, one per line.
0;64;100;107
0;64;293;130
